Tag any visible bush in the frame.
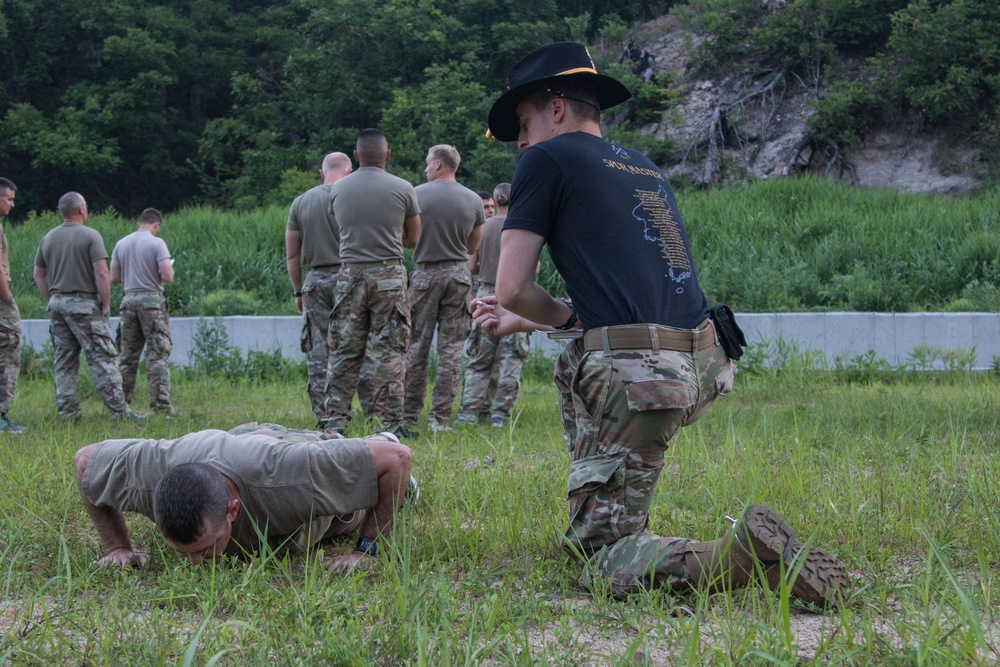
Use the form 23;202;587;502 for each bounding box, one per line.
810;80;887;148
187;316;302;382
20;342;52;380
191;290;262;317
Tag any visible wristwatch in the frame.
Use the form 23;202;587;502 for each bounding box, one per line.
356;535;378;556
552;298;577;330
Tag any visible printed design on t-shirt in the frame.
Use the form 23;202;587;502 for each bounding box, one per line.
611;143;630;160
601;158;665;181
632;185;692;288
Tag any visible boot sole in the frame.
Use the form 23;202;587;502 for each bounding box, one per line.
738;504;849;607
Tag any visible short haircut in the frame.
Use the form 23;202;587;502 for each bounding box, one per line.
477;190;492;201
57;192;86;218
138;208;162;225
493;182;512;208
356;129;388;166
321;152;351;174
525;83;600;124
427;144;460;172
0;178;16;194
153;463;230;545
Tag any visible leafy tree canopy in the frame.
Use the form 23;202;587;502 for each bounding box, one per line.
1;0;997;216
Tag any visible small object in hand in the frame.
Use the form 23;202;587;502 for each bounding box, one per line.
475;300;487;308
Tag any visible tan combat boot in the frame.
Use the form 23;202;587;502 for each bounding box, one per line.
685;504;849;608
684;531;757;593
736;504;849;608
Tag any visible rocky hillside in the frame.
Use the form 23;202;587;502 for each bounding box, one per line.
627;14;984;194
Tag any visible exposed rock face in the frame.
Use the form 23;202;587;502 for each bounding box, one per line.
626;15;985;194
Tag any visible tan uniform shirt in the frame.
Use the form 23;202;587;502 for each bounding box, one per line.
330;167;419;263
81;429;378;555
286;184;341;270
475;215;505;285
111;230;170;292
35;223;107;294
0;221;9;285
412;180;484;263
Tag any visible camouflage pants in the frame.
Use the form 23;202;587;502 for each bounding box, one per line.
116;291;172;411
48;294;127;416
403;264;472;426
555;320;735;597
355;355;381;419
226;421;365;552
324;264;410;431
300;269;339;421
0;299;20;415
457;285;530;422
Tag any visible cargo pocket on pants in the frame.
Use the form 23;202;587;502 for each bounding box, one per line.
149;316;172;357
623;379;695;413
566;451;629;548
300;319;312;355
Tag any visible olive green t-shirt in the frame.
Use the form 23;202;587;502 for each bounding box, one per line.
0;222;9;285
286;184;340;270
34;223;108;294
81;430;378;555
330;167;419;263
412;180;485;263
475;215;505;285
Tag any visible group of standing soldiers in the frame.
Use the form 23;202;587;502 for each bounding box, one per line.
0;134;525;437
285;132;529;440
0;182;175;431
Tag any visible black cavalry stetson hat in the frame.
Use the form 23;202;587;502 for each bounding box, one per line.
487;42;632;142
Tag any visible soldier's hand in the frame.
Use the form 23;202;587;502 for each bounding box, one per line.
324;551;376;574
472;297;535;339
295;295;303;315
468;294;496;315
98;547;148;568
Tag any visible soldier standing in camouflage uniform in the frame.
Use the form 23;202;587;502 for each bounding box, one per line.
111;208;175;415
475;43;847;606
403;145;484;432
286;152;352;424
33;192;141;420
0;178;25;432
456;182;531;428
323;129;421;439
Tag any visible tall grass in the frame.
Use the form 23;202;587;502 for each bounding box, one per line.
680;178;1000;312
1;363;999;665
5;179;1000;318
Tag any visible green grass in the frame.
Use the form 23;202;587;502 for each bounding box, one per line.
1;366;999;665
5;178;1000;318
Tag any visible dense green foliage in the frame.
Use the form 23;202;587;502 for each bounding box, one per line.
0;0;674;216
6;179;997;316
6;0;999;216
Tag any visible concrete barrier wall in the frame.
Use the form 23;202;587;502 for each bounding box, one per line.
20;312;1000;370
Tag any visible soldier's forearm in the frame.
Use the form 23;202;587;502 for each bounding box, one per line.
286;259;303;293
0;274;12;302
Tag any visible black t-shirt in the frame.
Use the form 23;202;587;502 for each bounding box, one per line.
504;132;709;330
